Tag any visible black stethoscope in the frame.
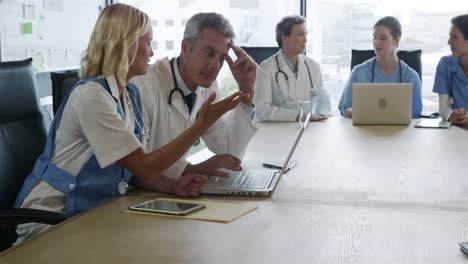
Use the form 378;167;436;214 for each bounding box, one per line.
275;54;315;101
371;58;402;83
168;57;185;106
167;57;200;145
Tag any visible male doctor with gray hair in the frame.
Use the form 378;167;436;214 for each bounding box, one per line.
132;12;258;180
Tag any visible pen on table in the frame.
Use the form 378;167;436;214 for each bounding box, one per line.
262;163;282;170
262;160;297;173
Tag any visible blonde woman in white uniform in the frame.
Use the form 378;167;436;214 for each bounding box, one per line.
254;15;332;122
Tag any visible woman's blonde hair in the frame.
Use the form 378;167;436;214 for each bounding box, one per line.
80;3;150;86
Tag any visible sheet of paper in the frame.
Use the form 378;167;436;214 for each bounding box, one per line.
23;3;36;20
49;47;66;68
21;22;33;34
124;197;257;223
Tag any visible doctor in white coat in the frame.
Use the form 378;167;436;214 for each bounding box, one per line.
132;12;258;179
254;15;332;121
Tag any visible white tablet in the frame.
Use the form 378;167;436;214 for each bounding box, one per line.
414;119;451;129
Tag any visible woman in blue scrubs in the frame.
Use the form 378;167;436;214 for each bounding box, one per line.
433;14;468;125
338;16;422;118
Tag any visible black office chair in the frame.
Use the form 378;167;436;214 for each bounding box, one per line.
51;70;80;114
0;58;66;252
350;49;422;81
241;46;280;65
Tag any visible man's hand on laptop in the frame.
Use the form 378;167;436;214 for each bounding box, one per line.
175;173;208;197
185;154;242;178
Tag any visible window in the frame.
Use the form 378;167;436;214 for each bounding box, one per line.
119;0;299;98
165;40;174;50
118;0;467;113
229;0;259;9
151;40;158;51
165;19;174;26
180;0;197;8
306;0;468;114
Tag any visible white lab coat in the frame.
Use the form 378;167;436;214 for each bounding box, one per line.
254;51;332;121
131;57;258;178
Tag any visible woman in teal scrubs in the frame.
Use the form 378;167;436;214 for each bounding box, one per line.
338;16;422;118
433;14;468;125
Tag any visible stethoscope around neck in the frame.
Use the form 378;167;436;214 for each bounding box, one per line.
167;57;200;145
371;57;402;83
275;54;315;102
118;86;147;195
168;57;185;107
125;88;147;140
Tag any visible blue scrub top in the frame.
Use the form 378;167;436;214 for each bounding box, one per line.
338;57;423;118
433;55;468;110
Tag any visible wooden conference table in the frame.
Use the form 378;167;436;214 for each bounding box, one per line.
2;118;468;263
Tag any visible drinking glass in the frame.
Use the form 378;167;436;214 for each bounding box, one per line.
296;100;310;126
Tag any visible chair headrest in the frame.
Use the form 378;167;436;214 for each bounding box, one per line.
241;46;280;64
0;58;42;124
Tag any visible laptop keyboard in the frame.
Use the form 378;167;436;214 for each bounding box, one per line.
209;171;272;189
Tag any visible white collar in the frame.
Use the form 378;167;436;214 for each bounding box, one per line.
280;50;298;73
172;58;199;96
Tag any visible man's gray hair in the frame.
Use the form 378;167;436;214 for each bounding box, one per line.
276;15;306;48
184;12;235;41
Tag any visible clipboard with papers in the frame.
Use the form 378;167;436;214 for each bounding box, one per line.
414;118;451;129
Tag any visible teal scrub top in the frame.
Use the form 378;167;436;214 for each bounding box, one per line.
433;55;468;110
338;57;423;118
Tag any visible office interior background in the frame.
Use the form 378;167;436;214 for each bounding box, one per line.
2;1;468;260
1;0;468;119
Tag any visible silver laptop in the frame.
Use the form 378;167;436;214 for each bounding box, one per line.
201;114;310;196
352;83;413;125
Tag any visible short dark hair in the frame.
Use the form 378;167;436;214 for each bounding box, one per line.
275;15;306;48
373;16;402;39
451;14;468;40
